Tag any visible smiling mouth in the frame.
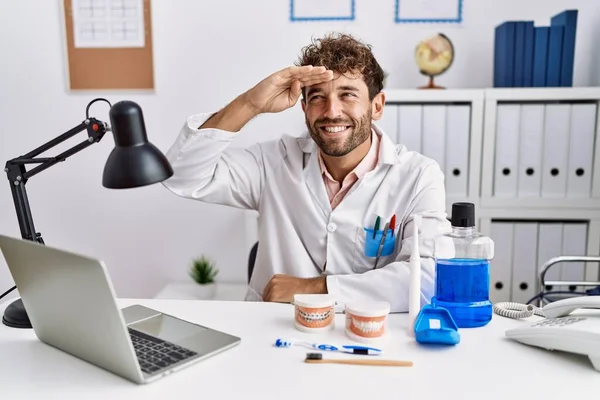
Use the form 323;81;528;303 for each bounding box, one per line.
319;125;352;136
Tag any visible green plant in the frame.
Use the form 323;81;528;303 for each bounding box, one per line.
189;256;218;284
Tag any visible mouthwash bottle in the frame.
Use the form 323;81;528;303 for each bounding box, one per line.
433;203;495;328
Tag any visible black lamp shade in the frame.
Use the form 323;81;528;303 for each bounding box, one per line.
102;101;173;189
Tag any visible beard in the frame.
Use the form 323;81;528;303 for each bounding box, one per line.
306;110;372;157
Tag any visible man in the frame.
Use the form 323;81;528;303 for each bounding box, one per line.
162;33;451;312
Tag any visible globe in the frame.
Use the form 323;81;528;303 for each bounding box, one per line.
414;33;454;89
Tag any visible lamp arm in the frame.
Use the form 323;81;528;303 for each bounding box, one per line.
4;118;110;242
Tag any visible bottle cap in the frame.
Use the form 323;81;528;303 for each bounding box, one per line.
451;202;475;227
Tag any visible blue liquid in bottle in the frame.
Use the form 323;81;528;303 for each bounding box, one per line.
432;203;494;328
434;259;492;328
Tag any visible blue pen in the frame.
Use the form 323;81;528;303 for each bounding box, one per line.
275;338;382;355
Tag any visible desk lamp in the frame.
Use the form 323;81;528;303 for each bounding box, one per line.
1;98;173;329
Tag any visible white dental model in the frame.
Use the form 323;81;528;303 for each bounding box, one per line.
408;214;422;336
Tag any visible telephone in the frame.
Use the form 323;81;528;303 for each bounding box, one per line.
501;296;600;372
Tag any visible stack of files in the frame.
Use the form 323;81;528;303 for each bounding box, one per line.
493;9;577;87
493;102;595;199
489;221;588;305
376;103;470;201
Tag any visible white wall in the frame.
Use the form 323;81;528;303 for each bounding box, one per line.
1;0;599;302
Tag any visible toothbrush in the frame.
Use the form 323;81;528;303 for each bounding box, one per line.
408;214;422;336
274;338;382;355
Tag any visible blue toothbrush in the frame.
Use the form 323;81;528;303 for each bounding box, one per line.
274;338;382;355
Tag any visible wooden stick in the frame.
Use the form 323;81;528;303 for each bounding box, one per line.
305;359;413;367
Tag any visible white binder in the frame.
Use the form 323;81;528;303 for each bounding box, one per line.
517;105;545;198
490;222;514;304
444;105;470;199
377;104;399;144
537;223;564;294
566;104;596;198
493;104;520;197
541;104;571;198
511;223;539;304
421;105;446;169
561;223;587;293
397;105;422;152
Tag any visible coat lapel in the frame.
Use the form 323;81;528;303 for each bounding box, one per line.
299;137;332;217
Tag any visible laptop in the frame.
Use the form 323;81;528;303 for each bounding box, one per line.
0;234;241;384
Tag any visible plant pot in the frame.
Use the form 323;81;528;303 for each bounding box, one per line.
192;283;217;300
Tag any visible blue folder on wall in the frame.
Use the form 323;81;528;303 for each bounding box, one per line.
551;10;578;87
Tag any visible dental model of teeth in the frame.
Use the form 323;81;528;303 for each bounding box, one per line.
293;294;336;333
344;301;391;343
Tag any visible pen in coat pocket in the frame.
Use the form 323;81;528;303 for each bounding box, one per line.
373;222;390;269
390;214;396;237
373;215;380;239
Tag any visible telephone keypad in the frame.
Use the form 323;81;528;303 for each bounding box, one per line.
532;317;587;328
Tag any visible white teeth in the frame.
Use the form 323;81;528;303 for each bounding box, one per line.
299;309;331;322
352;318;384;333
323;126;348;133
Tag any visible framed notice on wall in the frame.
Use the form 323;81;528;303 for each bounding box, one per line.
62;0;154;90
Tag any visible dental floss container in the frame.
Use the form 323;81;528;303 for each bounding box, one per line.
293;294;336;333
344;301;390;344
408;214;422;337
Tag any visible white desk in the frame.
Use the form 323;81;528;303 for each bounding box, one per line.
1;298;599;399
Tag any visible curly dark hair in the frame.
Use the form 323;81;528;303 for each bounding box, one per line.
296;33;384;100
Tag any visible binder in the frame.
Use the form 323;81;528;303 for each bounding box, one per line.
517;104;544;198
494;22;517;87
561;223;587;293
550;10;578;87
532;27;550;87
377;104;399;144
444;105;470;199
546;25;564;87
537;223;564;295
421;105;446;169
511;223;539;304
566;104;596;198
397;105;422;153
541;104;570;198
493;104;520;197
490;222;514;303
522;22;535;87
514;22;534;87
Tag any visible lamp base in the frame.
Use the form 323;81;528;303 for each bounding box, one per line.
2;298;32;329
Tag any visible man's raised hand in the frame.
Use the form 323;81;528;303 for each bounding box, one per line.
243;65;334;114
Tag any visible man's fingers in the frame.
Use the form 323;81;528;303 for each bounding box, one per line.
301;75;335;88
298;71;334;83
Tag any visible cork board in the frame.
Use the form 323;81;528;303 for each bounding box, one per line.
62;0;154;90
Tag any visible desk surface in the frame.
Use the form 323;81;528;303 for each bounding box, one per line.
1;298;599;399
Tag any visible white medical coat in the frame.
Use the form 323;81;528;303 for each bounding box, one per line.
162;113;452;312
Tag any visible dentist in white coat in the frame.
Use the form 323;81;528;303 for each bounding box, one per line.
162;33;452;312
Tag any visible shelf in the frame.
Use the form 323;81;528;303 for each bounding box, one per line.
383;89;484;103
484;87;600;102
481;197;600;211
477;207;600;221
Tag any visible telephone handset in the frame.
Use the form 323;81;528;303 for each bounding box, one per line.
501;296;600;372
493;295;600;320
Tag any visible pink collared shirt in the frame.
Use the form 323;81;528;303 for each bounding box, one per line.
318;130;380;210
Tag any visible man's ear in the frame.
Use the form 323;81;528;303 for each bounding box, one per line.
370;92;385;121
301;98;306;112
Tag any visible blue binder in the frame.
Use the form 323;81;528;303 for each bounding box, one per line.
532;27;549;87
550;10;578;87
522;22;535;87
494;22;517;87
546;25;564;87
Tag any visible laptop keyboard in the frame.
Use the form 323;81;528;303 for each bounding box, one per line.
128;328;198;374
